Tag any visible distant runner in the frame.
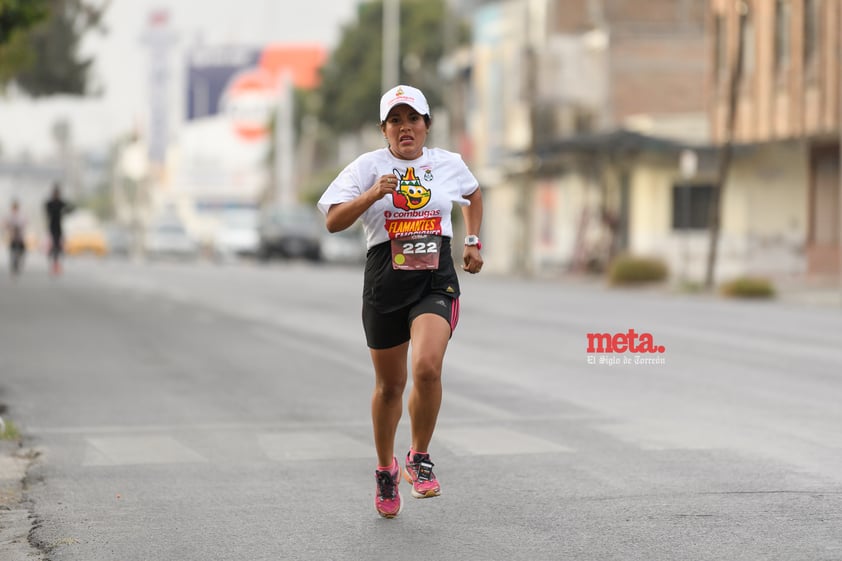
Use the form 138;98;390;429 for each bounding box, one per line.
44;183;74;275
4;199;27;276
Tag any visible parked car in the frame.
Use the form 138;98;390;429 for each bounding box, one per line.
320;223;366;264
257;204;322;261
144;222;199;260
211;208;260;261
104;223;134;258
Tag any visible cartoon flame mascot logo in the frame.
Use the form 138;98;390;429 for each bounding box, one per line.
391;167;431;211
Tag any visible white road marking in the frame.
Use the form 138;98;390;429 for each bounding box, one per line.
444;393;519;420
258;431;370;461
83;435;208;466
436;426;572;456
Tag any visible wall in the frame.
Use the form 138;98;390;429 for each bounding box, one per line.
627;142;808;283
481;179;521;274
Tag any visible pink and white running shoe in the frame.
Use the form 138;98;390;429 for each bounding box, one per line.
374;457;402;518
403;451;441;498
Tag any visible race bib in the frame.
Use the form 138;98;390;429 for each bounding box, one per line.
391;235;441;270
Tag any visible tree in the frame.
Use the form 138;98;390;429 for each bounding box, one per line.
705;2;747;289
316;0;469;134
0;0;50;84
0;0;49;44
0;0;108;96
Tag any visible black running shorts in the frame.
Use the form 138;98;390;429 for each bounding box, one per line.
362;293;460;349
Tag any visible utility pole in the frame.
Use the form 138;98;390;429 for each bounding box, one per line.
382;0;400;92
517;0;545;276
274;72;295;206
838;0;842;304
518;44;538;275
705;1;747;290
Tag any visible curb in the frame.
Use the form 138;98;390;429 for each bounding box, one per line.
0;434;43;559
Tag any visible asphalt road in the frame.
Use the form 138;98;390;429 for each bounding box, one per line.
1;255;841;561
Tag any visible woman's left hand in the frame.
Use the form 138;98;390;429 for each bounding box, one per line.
462;245;483;274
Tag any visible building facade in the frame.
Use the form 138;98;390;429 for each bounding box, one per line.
466;0;835;284
467;0;710;275
710;0;841;277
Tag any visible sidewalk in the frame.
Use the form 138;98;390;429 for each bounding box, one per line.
773;276;842;308
542;270;842;308
0;426;41;559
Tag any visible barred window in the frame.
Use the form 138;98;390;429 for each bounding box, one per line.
803;0;819;67
672;184;714;230
775;0;791;74
714;15;727;85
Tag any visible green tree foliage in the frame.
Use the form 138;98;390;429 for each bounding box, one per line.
0;0;107;96
0;0;49;44
0;0;49;84
317;0;468;134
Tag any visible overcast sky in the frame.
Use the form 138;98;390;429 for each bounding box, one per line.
0;0;359;158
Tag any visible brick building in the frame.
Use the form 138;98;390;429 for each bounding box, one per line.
467;0;713;274
710;0;841;276
548;0;709;132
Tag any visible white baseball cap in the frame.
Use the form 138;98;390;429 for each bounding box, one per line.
379;85;430;122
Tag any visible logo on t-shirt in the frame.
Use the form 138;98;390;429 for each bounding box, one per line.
391;167;431;211
384;166;442;242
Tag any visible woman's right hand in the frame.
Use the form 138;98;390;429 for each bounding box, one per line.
370;174;399;200
326;174;399;232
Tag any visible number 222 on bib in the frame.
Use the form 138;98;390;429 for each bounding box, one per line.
391;235;441;270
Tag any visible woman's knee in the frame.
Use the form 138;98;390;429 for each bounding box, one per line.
412;354;443;387
374;381;405;402
370;344;409;399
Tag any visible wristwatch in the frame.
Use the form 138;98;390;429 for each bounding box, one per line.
464;235;482;250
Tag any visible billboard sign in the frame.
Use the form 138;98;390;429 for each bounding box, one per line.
186;46;261;121
178;43;326;205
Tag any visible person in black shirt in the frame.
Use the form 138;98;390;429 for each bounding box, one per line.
44;183;74;275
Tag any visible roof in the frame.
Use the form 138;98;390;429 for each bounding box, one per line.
498;128;763;179
535;129;707;158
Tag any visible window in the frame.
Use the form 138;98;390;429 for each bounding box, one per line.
672;184;714;230
714;15;727;85
573;108;596;134
775;0;791;74
740;10;755;79
803;0;819;68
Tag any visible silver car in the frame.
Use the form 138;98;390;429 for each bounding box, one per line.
144;222;200;260
212;209;260;261
320;223;366;264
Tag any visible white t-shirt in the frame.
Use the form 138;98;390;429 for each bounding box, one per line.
317;147;479;249
4;212;26;241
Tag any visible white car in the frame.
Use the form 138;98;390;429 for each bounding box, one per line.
320;224;366;264
212;209;260;261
